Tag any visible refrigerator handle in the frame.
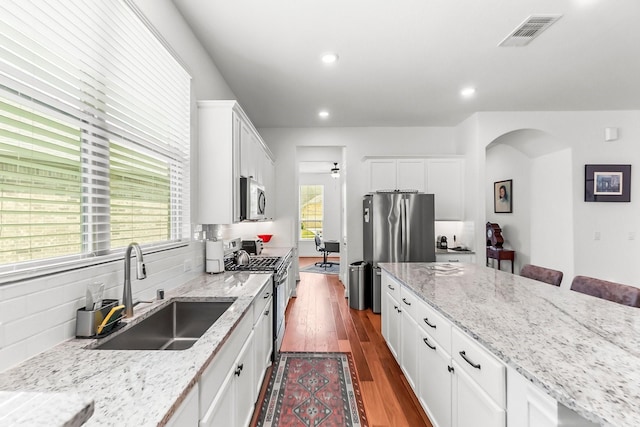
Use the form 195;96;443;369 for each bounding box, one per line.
401;197;407;260
404;197;411;260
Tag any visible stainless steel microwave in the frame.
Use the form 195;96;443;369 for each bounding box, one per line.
240;177;266;221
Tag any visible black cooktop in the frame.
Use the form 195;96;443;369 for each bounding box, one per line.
224;256;282;272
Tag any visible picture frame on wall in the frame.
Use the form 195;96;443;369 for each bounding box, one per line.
494;179;512;213
584;164;631;202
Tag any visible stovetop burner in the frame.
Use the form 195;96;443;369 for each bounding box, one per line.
224;256;282;272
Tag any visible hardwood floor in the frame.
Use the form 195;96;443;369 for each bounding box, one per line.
251;257;432;427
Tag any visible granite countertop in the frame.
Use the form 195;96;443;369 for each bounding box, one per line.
0;271;272;426
0;391;93;427
435;248;475;254
379;262;640;427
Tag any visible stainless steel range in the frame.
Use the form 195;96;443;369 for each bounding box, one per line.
224;240;292;360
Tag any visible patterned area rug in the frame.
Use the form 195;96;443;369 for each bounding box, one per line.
257;352;368;427
299;263;340;275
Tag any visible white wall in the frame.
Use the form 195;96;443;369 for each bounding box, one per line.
0;1;237;372
462;110;640;287
485;143;532;274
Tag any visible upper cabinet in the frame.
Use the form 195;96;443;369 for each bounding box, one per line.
366;157;464;220
369;159;426;192
197;100;275;224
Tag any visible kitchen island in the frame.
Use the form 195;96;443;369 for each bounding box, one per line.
0;271;272;426
380;262;640;427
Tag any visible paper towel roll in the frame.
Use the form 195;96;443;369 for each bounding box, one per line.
206;240;224;273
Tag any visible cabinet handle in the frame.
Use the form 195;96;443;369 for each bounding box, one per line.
402;297;411;306
448;259;459;262
388;284;395;290
264;292;271;298
394;305;399;311
423;317;436;329
447;365;454;373
234;363;245;376
422;337;436;350
459;351;481;370
264;310;270;316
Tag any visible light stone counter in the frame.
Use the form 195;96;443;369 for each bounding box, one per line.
0;391;93;426
0;271;272;426
379;262;640;427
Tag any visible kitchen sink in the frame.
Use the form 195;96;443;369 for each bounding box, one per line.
93;300;234;350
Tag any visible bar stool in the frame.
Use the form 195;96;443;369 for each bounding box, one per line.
570;275;640;308
520;264;563;287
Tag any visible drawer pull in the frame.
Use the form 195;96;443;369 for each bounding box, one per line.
264;310;270;316
459;351;481;370
447;365;454;373
422;337;436;350
402;297;411;306
423;317;436;328
388;284;395;290
235;363;244;376
264;292;271;298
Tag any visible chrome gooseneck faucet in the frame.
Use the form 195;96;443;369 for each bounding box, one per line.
123;242;147;318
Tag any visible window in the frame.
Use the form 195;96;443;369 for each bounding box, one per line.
0;0;190;276
299;185;323;240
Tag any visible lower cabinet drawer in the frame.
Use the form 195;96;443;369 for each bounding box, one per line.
414;297;452;352
451;327;506;408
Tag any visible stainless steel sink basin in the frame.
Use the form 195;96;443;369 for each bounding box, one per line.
94;301;234;350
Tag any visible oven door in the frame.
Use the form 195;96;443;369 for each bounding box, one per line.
273;269;288;357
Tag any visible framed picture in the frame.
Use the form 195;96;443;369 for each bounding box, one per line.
585;164;631;202
494;179;512;213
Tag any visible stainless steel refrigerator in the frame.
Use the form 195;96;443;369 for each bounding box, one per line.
363;192;435;313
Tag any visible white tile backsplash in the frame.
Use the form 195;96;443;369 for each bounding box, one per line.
0;241;205;373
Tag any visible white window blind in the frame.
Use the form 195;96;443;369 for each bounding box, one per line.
0;0;190;276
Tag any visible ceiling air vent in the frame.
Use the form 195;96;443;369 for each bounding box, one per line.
499;14;562;47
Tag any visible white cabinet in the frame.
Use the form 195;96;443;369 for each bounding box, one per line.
254;296;273;397
399;287;420;390
452;361;505;427
381;270;506;427
166;384;199;427
366;158;464;220
435;253;476;263
426;159;464;220
198;279;273;427
200;330;255;427
381;273;402;359
506;365;597;427
368;159;425;192
197;101;242;224
198;100;275;224
418;330;452;427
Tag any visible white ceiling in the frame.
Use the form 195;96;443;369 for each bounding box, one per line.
172;0;640;128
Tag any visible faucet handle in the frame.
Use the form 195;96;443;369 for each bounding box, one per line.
137;262;147;280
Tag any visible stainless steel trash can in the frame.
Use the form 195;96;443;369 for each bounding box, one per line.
349;261;367;310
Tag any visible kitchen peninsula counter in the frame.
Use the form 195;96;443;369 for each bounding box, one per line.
0;271;272;426
379;262;640;426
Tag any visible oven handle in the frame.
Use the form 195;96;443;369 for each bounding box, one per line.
277;271;288;285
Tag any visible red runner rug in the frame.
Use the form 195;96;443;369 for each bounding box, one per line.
257;352;368;426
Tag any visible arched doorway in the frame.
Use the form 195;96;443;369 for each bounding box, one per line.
485;129;573;285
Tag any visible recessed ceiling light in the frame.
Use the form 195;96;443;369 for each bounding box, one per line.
461;87;476;98
321;53;339;64
318;110;330;119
